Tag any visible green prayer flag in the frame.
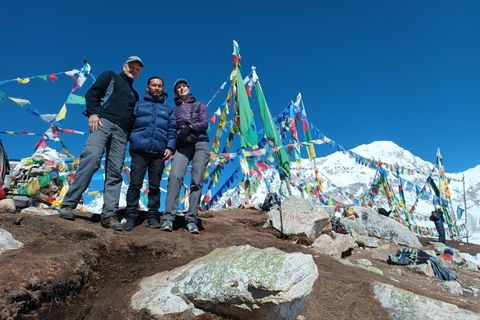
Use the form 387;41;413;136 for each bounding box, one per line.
65;93;86;105
255;82;290;179
39;174;51;187
236;67;257;148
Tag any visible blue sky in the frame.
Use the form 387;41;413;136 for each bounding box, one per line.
1;1;479;200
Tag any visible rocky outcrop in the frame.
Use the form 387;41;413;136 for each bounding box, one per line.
267;196;330;240
352;206;422;248
312;233;355;258
373;282;480;320
131;245;318;320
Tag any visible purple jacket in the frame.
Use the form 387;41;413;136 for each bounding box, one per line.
173;94;209;142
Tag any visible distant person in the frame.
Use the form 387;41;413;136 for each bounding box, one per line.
161;78;209;234
123;76;177;231
58;56;143;230
430;208;446;244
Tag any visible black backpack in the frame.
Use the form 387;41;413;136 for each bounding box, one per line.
331;217;349;234
387;248;418;265
0;138;10;187
260;193;279;212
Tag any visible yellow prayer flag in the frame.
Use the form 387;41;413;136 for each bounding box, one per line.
179;195;185;203
226;138;232;150
16;77;30;84
9;97;31;107
56;104;67;121
51;199;64;206
59;185;68;196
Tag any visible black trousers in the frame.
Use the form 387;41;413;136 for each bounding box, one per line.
435;220;446;244
126;152;165;218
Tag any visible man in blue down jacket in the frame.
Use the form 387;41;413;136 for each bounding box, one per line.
123;76;177;231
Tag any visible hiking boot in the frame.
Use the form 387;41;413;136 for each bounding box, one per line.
101;216;123;231
59;207;75;221
122;217;136;231
145;217;161;228
186;222;199;234
161;220;173;232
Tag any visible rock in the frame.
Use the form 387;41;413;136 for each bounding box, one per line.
312;233;354;258
267;196;330;240
444;281;463;295
340;217;368;236
371;252;389;261
373;282;480;320
0;199;16;214
407;261;435;278
21;207;58;216
379;244;390;250
356;259;372;266
462;260;479;272
0;228;24;254
363;236;379;248
352;206;422;248
357;264;384;275
131;245;318;320
349;229;366;247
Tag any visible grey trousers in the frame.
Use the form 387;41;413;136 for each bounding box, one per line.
62;118;129;218
163;141;210;224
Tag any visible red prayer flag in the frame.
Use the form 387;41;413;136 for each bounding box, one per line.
246;85;251;97
290;119;298;139
68;75;78;92
48;74;57;82
302;118;309;132
36;136;47;148
210;114;217;124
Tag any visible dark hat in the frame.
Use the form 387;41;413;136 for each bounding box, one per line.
125;56;144;67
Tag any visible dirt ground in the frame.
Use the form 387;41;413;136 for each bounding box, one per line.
0;208;479;320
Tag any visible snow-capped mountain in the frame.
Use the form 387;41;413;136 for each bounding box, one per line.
211;141;480;226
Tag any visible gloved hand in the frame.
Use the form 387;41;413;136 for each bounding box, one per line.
177;125;193;142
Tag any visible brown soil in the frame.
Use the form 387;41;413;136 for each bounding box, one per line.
0;208;479;320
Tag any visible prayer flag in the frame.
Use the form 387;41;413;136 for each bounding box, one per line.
65;93;86;105
56;104;67;121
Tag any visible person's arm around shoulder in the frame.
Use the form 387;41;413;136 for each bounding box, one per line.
164;106;177;160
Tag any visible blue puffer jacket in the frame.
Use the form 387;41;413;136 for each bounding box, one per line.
129;92;177;154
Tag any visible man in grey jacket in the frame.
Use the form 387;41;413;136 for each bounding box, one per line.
58;56;143;230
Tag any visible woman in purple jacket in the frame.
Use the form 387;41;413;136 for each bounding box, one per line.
161;78;210;234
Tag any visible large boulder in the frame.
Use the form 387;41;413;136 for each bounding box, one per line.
0;228;24;254
373;282;480;320
131;245;318;320
351;206;422;248
312;233;355;258
267;196;330;240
